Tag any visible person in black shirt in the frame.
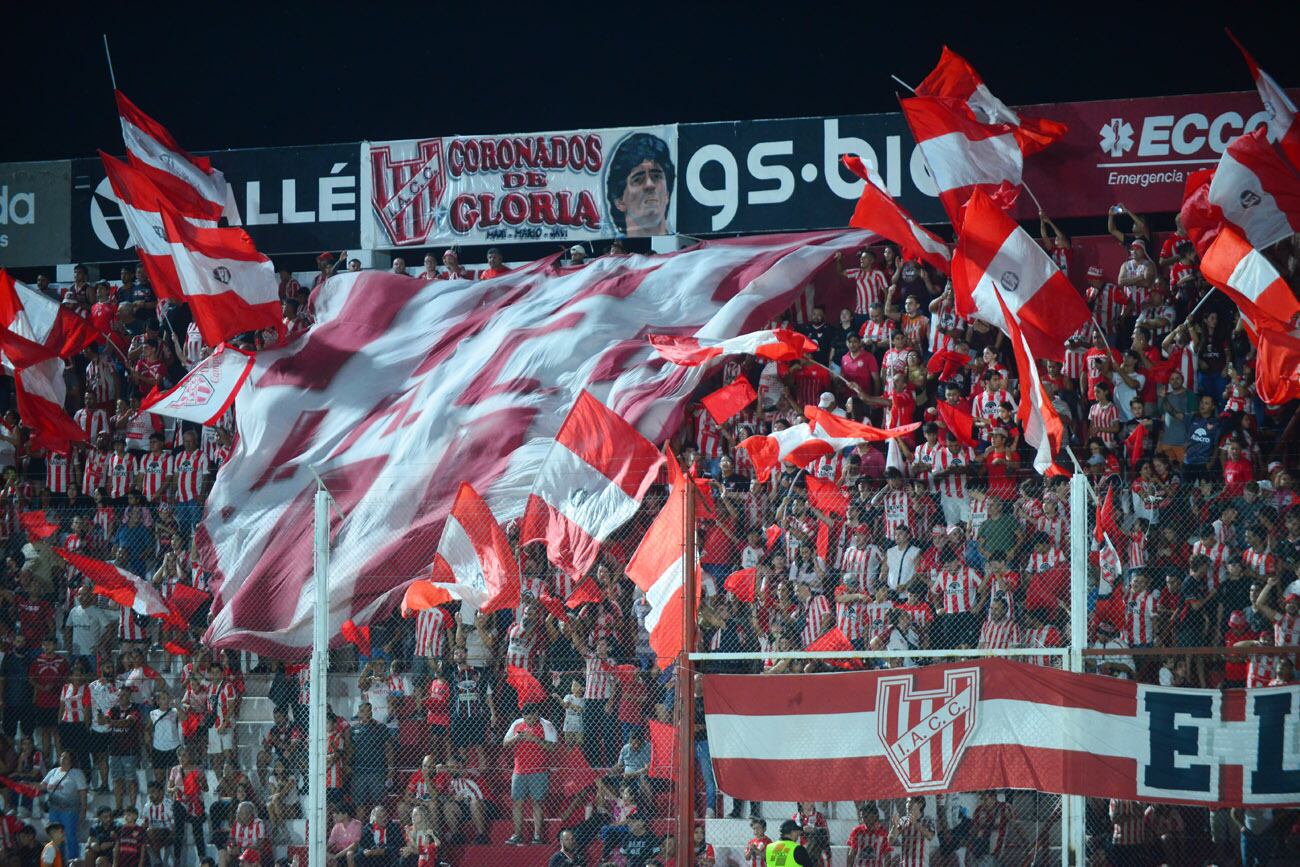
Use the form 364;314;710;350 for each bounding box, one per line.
619;814;661;867
547;829;585;867
798;306;839;367
114;806;148;867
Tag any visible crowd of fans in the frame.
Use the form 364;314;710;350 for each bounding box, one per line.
2;209;1300;867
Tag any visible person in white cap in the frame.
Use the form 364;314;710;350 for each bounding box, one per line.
568;245;587;266
816;391;842;416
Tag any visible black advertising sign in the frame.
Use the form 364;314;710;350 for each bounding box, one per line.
71;142;361;263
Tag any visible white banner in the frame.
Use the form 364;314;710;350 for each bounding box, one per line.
361;125;677;249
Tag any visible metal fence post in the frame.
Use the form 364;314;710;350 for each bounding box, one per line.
306;486;330;867
1067;472;1089;865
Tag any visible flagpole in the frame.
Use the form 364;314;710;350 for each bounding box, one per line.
674;476;698;854
102;34;118;90
890;74;916;94
1185;286;1217;321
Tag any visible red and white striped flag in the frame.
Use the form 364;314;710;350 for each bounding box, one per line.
843;155;952;274
0;268;99;368
915;46;1068;155
739;412;918;483
625;454;698;668
1199;225;1300;331
142;343;254;425
1208;127;1300;251
402;482;520;615
116;90;226;221
520;390;665;579
1227;30;1300;168
648;328;816;366
992;285;1068;477
900;96;1022;228
12;358;85;453
160;210;283;346
1254;328;1300;405
100;151;217;301
54;547;182;627
952;188;1091;362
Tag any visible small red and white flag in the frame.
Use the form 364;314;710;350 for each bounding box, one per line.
520;391;664;578
1227;30;1300;168
54;547;182;626
0;268;99;368
915;46;1068;155
19;510;60;540
935;400;979;448
160;209;283;346
142;343;255;426
739;409;918;483
952;188;1091;362
991;286;1068;477
648;329;817;366
402;482;520;615
12;358;86;453
1199;225;1300;331
100;152;218;301
843;156;952;274
900;96;1023;228
1208;127;1300;251
625;455;698;668
700;375;757;424
116;89;226;221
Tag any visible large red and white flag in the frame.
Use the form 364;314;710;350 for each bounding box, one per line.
14;358;85;453
116;90;226;221
1254;327;1300;405
1208;128;1300;251
842;155;952;274
915;46;1068;155
141;343;255;425
1227;30;1300;168
648;329;816;366
403;482;520;615
1179;168;1223;257
100;152;218;301
625;455;697;668
160;210;283;346
703;659;1300;807
195;230;871;656
738;411;918;483
900;96;1022;228
952;189;1091;362
1199;225;1300;331
54;548;182;627
0;268;99;368
520;390;664;579
992;286;1068;476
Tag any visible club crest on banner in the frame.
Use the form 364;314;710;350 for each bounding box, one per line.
1239;189;1262;209
369;139;447;247
998;271;1020;293
212;266;232;285
876;667;980;792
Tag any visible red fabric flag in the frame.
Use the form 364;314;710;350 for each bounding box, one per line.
765;525;783;551
926;349;971;381
115;90;226;220
815;522;830;561
162;641;194;656
1095;486;1127;548
1124;423;1147;469
804;475;849;516
1026;564;1070;611
1256;328;1300;405
0;774;41;798
556;744;602;797
804;626;854;654
19;510;59;540
168;583;212;622
1200;225;1300;331
935;401;979;448
565;577;604;609
648;719;677;780
649;329;817;366
506;664;549;708
842;155;952;275
724;567;758;603
0;268;100;366
1179;168;1223;257
55;548;182;626
701;375;757;424
1226;29;1300;168
340;619;370;656
536;591;570;624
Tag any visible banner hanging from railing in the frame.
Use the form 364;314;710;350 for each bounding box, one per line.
704;659;1300;808
361;126;677;249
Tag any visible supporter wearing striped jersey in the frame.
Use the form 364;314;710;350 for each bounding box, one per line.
847;803;891;866
889;796;936;867
1253;576;1300;652
137;434;175;502
837;248;889;316
142;782;175;863
858;303;897;354
436;755;489;844
173;429;209;536
978;597;1021;650
972;792;1013;864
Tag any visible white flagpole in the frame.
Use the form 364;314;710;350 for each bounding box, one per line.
102;34;118;90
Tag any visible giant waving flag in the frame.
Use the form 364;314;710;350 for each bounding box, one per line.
738;410;918;483
116;90;226;221
843;155;952;274
915;46;1067;155
952;188;1091;362
198;230;871;655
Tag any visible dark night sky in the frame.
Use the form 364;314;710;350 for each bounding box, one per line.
5;4;1299;164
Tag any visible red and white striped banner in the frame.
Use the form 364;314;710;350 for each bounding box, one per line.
704;659;1300;808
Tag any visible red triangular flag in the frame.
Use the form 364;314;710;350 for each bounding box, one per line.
647;719;677;781
935;400;979;448
1095;486;1126;547
804;475;849;516
169;583;212;622
506;664;548;708
340;619;370;656
804;625;853;653
565;577;604;609
723;567;758;603
926;349;971;381
764;525;783;551
556;744;602;797
1124;423;1147;469
0;774;42;798
19;510;59;540
162;640;193;656
700;375;757;425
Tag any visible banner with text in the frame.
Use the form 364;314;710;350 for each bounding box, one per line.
705;659;1300;807
0;160;71;268
361;126;677;249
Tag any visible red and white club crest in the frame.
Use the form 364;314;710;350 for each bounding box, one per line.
876;667;980;792
369;139;447;247
170;374;215;409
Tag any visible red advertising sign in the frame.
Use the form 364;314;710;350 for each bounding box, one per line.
1017;89;1298;219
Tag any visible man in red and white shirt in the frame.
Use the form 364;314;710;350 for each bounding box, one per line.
137;435;175;503
841;248;890;315
45;451;71;494
1125;571;1161;647
890;796;936;867
932;552;983;648
846;803;891;867
795;581;832;648
979;597;1021;650
75;396;111;442
502;705;557;846
413;605;452;672
221;802;267;867
972;792;1013;863
858;303;896;353
877;470;914;541
173;429;209;535
1254;577;1300;652
927;440;972;526
1191;525;1230;594
104;439;137;501
206;671;241;776
1086;267;1129;334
